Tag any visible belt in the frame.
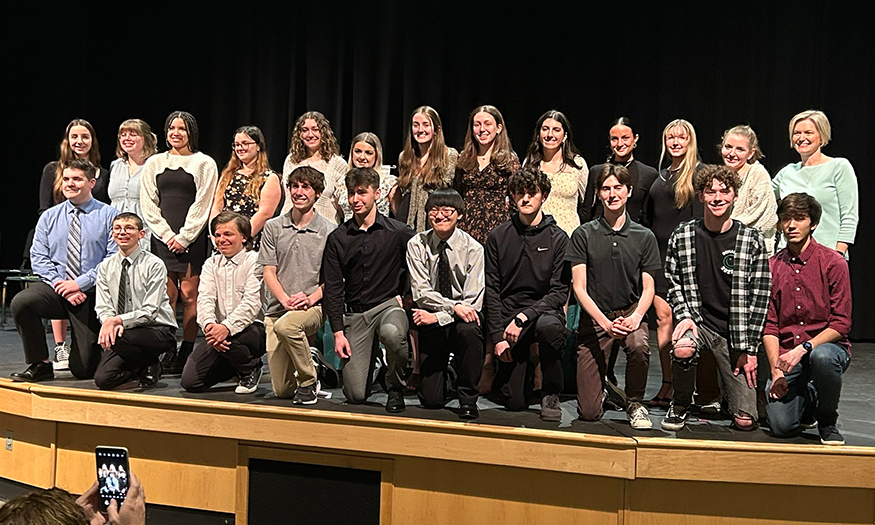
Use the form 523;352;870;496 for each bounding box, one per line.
603;303;638;321
345;301;386;314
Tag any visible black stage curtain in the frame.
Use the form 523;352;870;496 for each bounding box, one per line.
4;4;873;338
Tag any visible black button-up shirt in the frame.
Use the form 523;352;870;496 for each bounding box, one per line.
322;214;415;330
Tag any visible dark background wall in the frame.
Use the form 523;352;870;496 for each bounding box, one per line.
4;3;873;338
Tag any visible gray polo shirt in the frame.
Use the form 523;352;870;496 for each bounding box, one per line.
565;213;661;313
258;211;336;316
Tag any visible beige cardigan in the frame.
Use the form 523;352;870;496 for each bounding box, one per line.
731;161;778;254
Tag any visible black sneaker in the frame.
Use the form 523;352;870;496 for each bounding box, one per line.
603;380;628;411
540;394;562;422
386;390;405;413
236;366;263;394
292;383;318;405
662;403;690;431
819;425;845;446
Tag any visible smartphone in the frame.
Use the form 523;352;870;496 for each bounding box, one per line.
95;446;130;513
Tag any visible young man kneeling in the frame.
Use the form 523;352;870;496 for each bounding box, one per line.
765;193;852;445
94;213;176;389
566;165;661;429
407;188;484;419
182;211;265;394
662;165;770;431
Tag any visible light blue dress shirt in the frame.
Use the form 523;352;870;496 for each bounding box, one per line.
30;198;119;291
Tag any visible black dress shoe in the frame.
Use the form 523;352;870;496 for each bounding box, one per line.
11;362;54;382
386;390;406;413
458;403;480;420
139;362;162;388
163;345;191;375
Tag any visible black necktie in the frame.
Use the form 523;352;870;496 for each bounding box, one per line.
118;259;131;314
438;240;452;299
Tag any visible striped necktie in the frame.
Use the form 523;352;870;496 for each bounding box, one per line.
65;207;83;280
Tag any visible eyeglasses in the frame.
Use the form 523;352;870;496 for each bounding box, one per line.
232;141;257;149
112;225;140;233
428;207;457;217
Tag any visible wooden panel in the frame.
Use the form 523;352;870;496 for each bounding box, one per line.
241;445;394;525
627;478;875;525
54;422;237;512
392;456;624;525
29;387;636;479
0;413;55;488
0;381;35;418
636;439;875;488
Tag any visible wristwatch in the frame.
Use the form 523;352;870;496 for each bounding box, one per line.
513;316;525;328
802;341;813;353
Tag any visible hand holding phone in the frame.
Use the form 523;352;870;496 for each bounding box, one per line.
95;446;130;513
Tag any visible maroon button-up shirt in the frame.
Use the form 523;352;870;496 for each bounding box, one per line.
764;238;851;355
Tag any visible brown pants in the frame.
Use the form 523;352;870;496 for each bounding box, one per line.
577;305;650;420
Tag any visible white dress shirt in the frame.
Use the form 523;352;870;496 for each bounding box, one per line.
197;249;263;335
406;227;484;326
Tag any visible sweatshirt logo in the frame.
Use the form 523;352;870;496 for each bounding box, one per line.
537;247;549;251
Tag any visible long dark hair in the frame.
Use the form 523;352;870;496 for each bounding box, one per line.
457;105;515;172
398;106;452;190
523;110;582;170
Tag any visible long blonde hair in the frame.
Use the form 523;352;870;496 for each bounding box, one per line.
658;119;699;209
53;119;101;204
398;106;452;190
217;126;274;204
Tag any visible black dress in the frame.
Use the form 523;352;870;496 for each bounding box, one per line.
151;167;209;273
642;167;704;297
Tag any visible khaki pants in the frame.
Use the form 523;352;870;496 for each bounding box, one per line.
265;306;325;398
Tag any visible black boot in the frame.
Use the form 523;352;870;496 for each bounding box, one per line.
164;341;193;375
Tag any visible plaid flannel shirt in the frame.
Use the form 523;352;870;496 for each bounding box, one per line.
665;219;771;355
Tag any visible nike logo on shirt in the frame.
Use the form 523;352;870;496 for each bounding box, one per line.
537;247;549;251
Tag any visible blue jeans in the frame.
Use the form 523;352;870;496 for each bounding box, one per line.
766;343;850;436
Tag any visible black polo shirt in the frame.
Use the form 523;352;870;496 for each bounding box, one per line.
322;214;415;330
565;213;661;313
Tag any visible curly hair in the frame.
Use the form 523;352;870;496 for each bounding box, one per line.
288;111;340;164
693;164;741;194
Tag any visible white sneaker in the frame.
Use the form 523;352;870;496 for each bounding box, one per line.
53;342;70;371
627;402;652;430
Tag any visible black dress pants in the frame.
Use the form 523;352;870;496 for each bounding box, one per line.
11;281;101;379
181;324;265;391
94;325;176;390
496;313;566;411
418;318;483;408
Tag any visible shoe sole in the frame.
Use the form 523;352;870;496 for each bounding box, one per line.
293;398;318;405
386;406;406;413
235;387;258;394
540;411;561;422
631;421;653;430
820;438;845;446
661;420;687;431
53;362;69;371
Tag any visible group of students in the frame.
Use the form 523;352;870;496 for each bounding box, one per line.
9;105;857;445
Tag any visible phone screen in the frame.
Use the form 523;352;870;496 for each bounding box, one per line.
95;446;130;512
